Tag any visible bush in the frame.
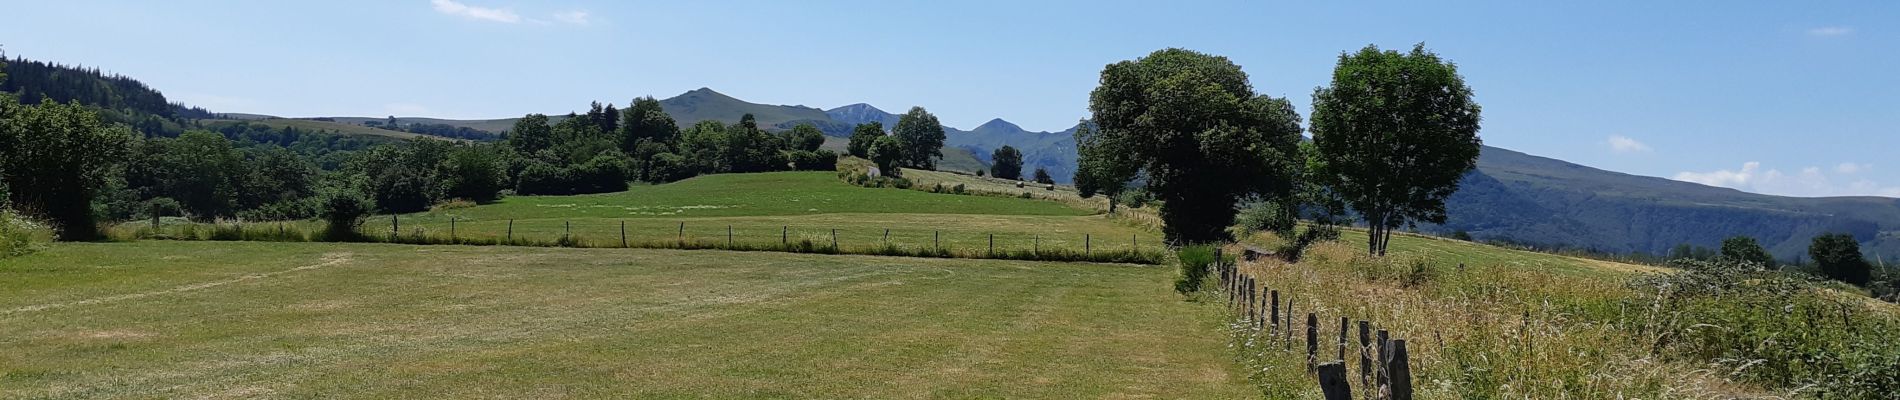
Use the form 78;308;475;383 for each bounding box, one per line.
0;209;52;258
952;183;966;194
1276;224;1341;263
787;150;838;171
1235;200;1295;236
317;186;375;241
1174;245;1230;294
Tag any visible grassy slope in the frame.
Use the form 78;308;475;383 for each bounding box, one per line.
0;241;1253;398
371;172;1157;253
203;118;437;140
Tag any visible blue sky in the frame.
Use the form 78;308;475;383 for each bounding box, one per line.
4;1;1897;197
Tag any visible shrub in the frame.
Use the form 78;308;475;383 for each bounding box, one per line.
1235;200;1295;236
1174;245;1229;294
0;209;52;258
952;184;967;194
431;199;477;212
1449;230;1473;241
317;185;375;241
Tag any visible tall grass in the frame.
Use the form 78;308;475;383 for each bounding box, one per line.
0;210;54;258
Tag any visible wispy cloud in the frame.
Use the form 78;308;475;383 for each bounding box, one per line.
1836;162;1872;174
431;0;520;23
1674;161;1900;197
1807;26;1853;37
1606;135;1652;154
553;11;591;26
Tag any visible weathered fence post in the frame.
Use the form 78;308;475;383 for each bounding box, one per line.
1085;234;1091;256
782;226;788;246
728;225;733;247
451;217;457;242
1270;290;1280;336
933;231;940;249
1306;313;1319;372
1315;361;1352;400
621;221;627;248
1375;329;1390;391
1033;234;1039;254
1284;298;1294;350
678;222;685;243
883;229;890;245
1358;321;1372;390
1339;316;1349;362
391;214;400;240
564;221;571;244
1131;234;1137;252
1388;339;1413;400
989;234;995;257
831;229;838;250
506;219;513;244
151;203;160;231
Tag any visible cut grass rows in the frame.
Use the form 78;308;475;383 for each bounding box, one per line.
0;241;1254;398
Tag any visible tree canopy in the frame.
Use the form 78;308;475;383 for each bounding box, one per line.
1810;233;1871;286
847;122;883;159
0;98;135;239
990;145;1024;180
1719;235;1775;268
1085;48;1305;244
892;106;945;170
1310;44;1482;256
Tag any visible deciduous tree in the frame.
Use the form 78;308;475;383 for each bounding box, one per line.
0;99;134;240
847;122;883;158
1310;44;1482;256
1811;233;1871;286
1720;235;1775;268
892;106;945;169
1085;48;1305;243
990;145;1023;180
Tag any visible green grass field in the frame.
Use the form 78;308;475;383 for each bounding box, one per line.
0;241;1253;398
354;172;1160;254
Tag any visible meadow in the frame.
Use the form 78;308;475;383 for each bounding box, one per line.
0;241;1254;399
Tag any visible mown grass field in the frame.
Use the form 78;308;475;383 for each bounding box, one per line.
352;172;1160;254
0;241;1253;399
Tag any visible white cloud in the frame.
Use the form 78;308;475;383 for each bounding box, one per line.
1807;26;1853;37
1674;161;1900;197
1606;135;1652;154
431;0;520;23
1836;162;1871;174
553;11;591;26
1674;161;1760;188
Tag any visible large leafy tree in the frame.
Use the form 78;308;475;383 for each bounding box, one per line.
1085;48;1305;243
619;96;679;152
1072;120;1134;212
782;123;827;152
442;144;508;202
506;114;554;156
868;136;904;176
990;145;1024;180
1310;44;1482;256
1719;235;1775;268
891;106;945;169
1810;233;1872;286
155;131;246;220
847;122;883;158
0;98;134;240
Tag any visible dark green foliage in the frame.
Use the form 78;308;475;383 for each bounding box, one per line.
1668;243;1717;261
646;153;696;183
847;122;883;158
868;136;904;177
990;145;1023;180
0;98;135;240
1086;48;1305;244
1311;44;1482;256
147;131;245;220
1;57;179;122
506;114;555;155
786;150;838;171
442;145;508;202
1449;230;1473;241
317;184;374;241
1810;233;1872;286
1032;168;1054;185
892;106;946;170
1719;235;1775;268
1234;199;1295;236
1072;120;1130;212
1276;224;1341;263
1174;245;1230;294
782;123;827;152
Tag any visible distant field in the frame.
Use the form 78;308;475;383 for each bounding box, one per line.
362;172;1159;254
0;241;1254;398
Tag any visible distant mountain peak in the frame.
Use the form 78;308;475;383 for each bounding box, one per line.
827;103;886;114
975;118;1022;133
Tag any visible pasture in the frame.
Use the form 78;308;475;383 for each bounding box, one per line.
0;241;1253;399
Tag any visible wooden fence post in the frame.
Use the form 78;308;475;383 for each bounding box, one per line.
392;214;399;240
1358;321;1371;391
1284;298;1294;350
1131;234;1137;252
1316;361;1352;400
988;234;995;257
933;231;940;249
1033;234;1039;254
728;225;733;247
151;203;160;231
1388;339;1413;400
506;219;513;244
831;229;838;250
1375;329;1390;391
1306;313;1319;372
782;226;788;246
678;222;684;243
621;221;627;248
1339;316;1348;362
564;221;571;242
451;217;457;242
1270;290;1280;336
1085;234;1091;256
883;229;890;245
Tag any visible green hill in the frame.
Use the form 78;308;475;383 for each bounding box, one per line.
659;88;831;128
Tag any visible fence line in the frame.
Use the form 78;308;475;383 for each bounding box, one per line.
117;217;1166;265
1216;248;1413;399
